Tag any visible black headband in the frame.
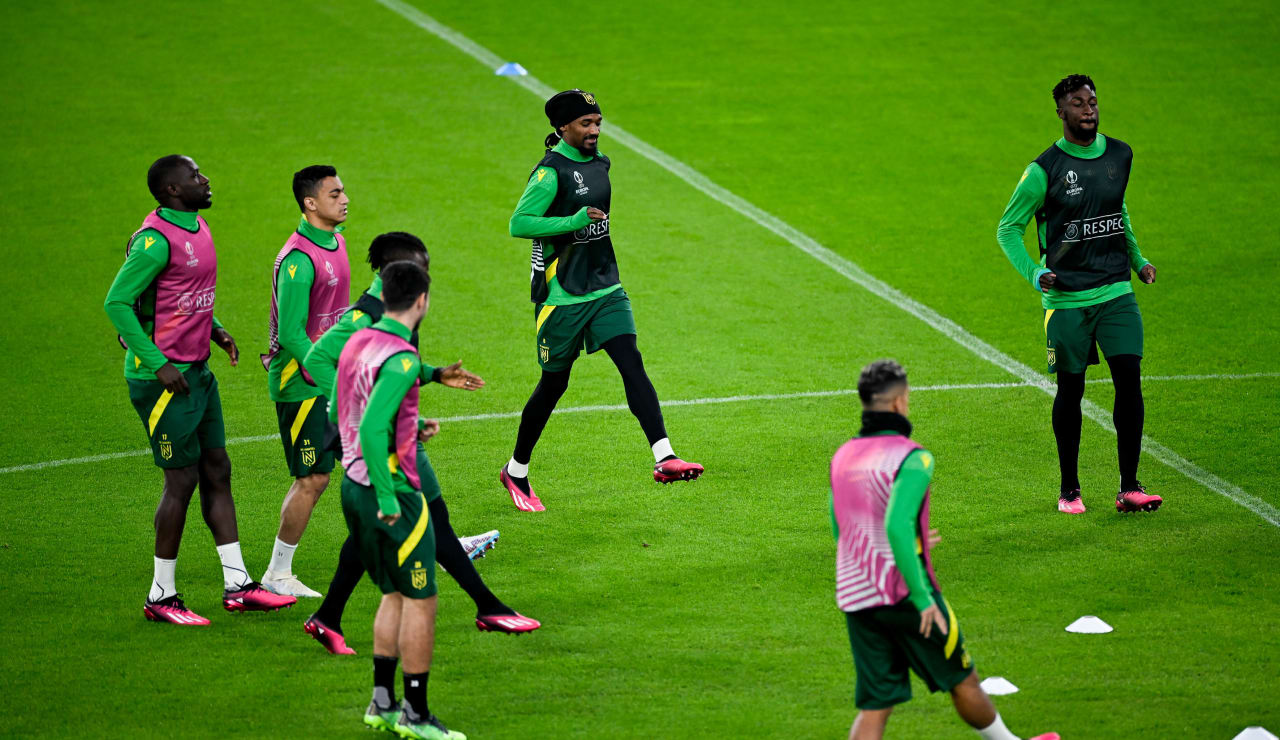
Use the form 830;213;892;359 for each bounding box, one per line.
545;89;601;129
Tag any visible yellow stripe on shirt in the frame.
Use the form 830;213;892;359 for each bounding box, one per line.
398;492;430;566
279;358;299;390
545;258;558;283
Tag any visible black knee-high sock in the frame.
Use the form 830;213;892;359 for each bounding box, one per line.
1107;354;1144;490
1053;371;1086;493
512;367;572;466
428;496;510;616
601;334;668;447
313;533;363;633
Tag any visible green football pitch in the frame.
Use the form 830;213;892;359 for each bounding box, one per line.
2;1;1277;737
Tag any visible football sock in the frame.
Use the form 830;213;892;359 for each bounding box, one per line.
403;671;429;719
1107;354;1144;491
602;334;669;446
372;655;398;709
267;537;297;575
975;712;1019;740
512;368;572;465
216;542;252;590
428;497;510;616
314;534;363;633
652;438;675;463
149;556;177;602
1052;371;1085;493
505;458;529;478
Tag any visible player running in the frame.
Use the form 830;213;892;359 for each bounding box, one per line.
337;260;465;739
303;232;537;655
499;89;702;511
258;165;352;598
104;154;295;625
997;74;1162;515
832;360;1059;740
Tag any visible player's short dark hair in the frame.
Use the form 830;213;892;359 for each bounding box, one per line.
857;359;908;405
292;165;338;212
1053;74;1096;107
367;231;429;272
147;154;188;202
381;260;431;311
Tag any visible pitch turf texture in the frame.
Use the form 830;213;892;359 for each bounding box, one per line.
2;1;1278;737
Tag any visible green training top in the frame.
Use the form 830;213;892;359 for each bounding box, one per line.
267;217;344;402
104;207;223;380
510;139;622;306
997;135;1150;309
359;317;421;516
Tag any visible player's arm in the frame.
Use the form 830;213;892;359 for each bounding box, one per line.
1122;200;1156;283
885;449;937;612
276;250;318;375
358;350;421;518
104;229;171;374
509;167;593;238
996;163;1054;291
305;308;369;422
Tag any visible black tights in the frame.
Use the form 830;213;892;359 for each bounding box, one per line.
1051;354;1144;493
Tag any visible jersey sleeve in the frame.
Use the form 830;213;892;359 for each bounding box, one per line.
306;308;372;422
996;163;1053;291
1122;200;1150;272
104;229;171;374
885;449;936;611
358;350;421;516
508;166;592;238
276;250;317;368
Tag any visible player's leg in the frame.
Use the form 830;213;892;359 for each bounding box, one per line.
1045;307;1091;513
844;608;911;740
1095;294;1160;512
365;592;403;731
849;708;892;740
306;532;362;654
265;396;335;595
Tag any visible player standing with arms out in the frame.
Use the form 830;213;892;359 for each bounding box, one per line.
259;165;351;597
337;261;465;739
499;89;702;511
303;233;537;656
832;360;1058;740
105;155;296;624
997;75;1163;515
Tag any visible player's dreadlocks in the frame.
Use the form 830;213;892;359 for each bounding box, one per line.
1053;74;1096;107
366;231;428;272
857;359;909;405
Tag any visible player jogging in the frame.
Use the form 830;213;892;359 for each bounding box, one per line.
499;89;702;511
303;232;538;656
259;165;352;597
831;360;1058;740
104;154;296;625
997;74;1163;515
337;260;465;740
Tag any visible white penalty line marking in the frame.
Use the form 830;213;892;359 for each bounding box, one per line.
370;0;1280;527
3;373;1277;476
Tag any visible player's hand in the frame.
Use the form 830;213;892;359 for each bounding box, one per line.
212;327;239;366
1038;271;1058;290
927;528;941;549
378;510;400;526
1139;263;1157;284
156;362;190;395
438;360;485;391
919;604;948;639
418;419;440;442
586;207;607;222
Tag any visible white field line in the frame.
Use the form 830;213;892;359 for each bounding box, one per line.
2;373;1276;476
370;0;1280;527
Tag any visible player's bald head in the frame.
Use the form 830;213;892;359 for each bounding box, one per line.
858;359;909;410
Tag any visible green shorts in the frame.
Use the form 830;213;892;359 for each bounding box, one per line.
416;442;443;504
1045;292;1144;374
845;590;974;710
275;396;335;477
127;362;226;469
534;287;635;371
340;476;437;599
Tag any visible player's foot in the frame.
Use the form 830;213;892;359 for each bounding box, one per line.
459;530;500;561
500;466;544;512
394;703;466;740
476;612;541;634
143;594;210;626
1029;733;1061;740
223;581;297;612
654;457;704;484
1057;488;1086;514
1116;482;1162;513
305;614;356;655
363;700;399;732
261;570;323;598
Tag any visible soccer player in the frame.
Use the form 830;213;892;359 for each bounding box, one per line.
997;74;1163;515
104;154;296;625
303;232;537;655
832;360;1058;740
337;260;465;740
259;165;352;597
499;89;703;511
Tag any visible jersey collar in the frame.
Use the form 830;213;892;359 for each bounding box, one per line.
297;215;344;249
553;139;596;163
1055;134;1107;159
157;207;200;232
373;316;412;341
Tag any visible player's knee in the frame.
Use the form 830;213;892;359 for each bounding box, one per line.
201;448;232;481
537;369;571;399
162;466;200;499
300;472;330;497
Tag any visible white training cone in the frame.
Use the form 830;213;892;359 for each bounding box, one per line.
1233;728;1279;740
1065;615;1113;634
494;62;528;76
979;677;1019;695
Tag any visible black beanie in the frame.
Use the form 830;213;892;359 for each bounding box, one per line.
545;89;602;129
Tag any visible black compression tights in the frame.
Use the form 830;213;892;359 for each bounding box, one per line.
512;333;668;465
1052;354;1145;493
1052;370;1086;493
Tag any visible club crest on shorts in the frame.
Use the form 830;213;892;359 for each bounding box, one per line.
1047;347;1057;367
301;445;316;467
411;561;428;589
159;433;173;460
539;343;550;363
